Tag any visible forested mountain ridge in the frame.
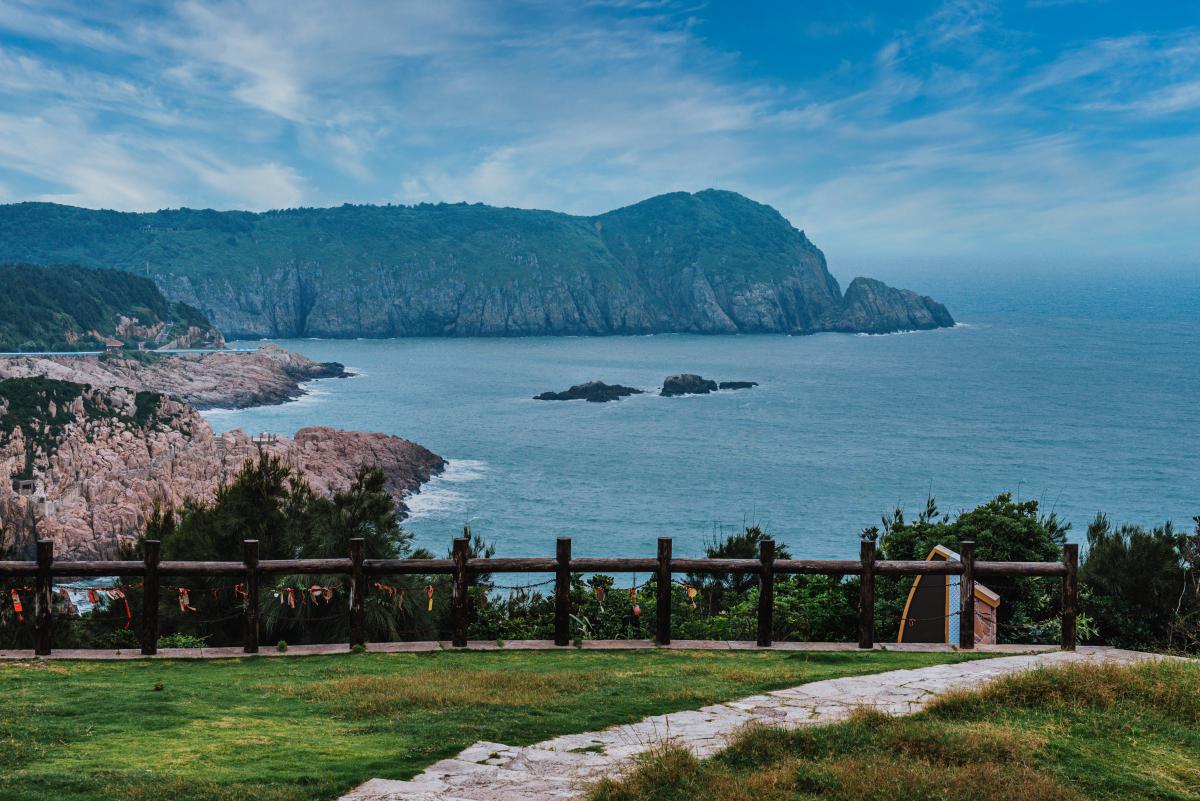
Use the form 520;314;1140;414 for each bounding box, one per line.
0;190;953;338
0;264;223;352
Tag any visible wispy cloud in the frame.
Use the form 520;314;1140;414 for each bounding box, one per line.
0;0;1195;263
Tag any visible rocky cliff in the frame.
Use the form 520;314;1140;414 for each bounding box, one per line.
0;191;953;337
0;378;445;558
0;344;347;409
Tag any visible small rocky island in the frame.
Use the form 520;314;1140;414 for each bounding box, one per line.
536;375;758;402
534;381;644;403
661;374;757;396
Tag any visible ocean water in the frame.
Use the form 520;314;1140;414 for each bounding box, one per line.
205;271;1199;561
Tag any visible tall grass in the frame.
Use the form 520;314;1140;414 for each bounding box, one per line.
589;659;1200;801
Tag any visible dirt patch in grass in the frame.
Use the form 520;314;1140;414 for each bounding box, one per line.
290;668;591;717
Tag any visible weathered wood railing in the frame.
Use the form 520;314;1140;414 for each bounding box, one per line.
0;538;1079;656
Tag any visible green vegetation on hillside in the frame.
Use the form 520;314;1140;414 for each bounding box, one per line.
0;193;820;285
590;659;1200;801
0;649;981;801
0;193;952;337
0;263;220;351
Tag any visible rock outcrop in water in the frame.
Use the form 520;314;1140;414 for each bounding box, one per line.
834;277;955;334
534;381;644;402
661;374;719;396
0;378;444;558
0;191;954;338
0;344;347;409
661;375;759;396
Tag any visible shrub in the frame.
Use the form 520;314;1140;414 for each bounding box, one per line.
157;633;207;649
1080;515;1199;652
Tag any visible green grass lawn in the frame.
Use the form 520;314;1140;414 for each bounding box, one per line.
591;658;1200;801
0;649;984;801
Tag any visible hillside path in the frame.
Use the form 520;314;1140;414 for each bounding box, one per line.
340;647;1157;801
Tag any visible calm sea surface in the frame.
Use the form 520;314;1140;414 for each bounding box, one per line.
206;271;1199;560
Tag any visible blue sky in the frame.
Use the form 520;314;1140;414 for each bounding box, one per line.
1;0;1198;267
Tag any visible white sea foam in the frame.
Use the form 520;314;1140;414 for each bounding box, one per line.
854;322;970;338
286;383;333;407
854;329;920;337
404;459;488;521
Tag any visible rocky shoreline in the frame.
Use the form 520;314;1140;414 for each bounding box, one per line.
0;380;445;559
0;343;348;410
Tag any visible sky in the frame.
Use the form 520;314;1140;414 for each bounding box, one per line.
1;0;1198;269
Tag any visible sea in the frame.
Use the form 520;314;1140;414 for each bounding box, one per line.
204;268;1199;561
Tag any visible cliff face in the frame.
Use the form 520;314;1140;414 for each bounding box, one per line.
0;344;347;410
0;378;445;559
0;191;953;337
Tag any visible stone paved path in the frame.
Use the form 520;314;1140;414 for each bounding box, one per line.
340;647;1158;801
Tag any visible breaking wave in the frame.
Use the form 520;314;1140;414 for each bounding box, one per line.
403;459;489;522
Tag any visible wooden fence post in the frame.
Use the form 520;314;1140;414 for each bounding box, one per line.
859;539;875;649
958;541;975;650
656;538;672;646
757;538;775;647
140;540;160;655
34;540;53;656
348;538;365;649
554;537;571;646
243;539;260;654
452;537;469;647
1062;543;1078;651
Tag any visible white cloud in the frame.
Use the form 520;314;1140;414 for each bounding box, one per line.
0;0;1195;262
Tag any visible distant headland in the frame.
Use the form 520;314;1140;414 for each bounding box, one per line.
0;190;953;338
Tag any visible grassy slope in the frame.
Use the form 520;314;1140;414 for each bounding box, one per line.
0;649;983;801
591;659;1200;801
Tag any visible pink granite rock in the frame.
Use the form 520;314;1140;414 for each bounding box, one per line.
0;384;444;559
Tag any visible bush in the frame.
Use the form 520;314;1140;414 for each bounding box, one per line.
157;633;208;649
1080;515;1199;652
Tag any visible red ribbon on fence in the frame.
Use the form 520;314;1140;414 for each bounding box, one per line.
10;588;23;621
373;582;404;609
105;588;132;629
177;588;196;612
276;588;296;608
629;586;641;617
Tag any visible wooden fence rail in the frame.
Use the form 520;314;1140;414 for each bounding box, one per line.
1;538;1080;656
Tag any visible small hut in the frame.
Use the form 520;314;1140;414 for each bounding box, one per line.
898;545;1000;646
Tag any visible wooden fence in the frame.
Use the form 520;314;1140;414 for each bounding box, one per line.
0;538;1079;656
